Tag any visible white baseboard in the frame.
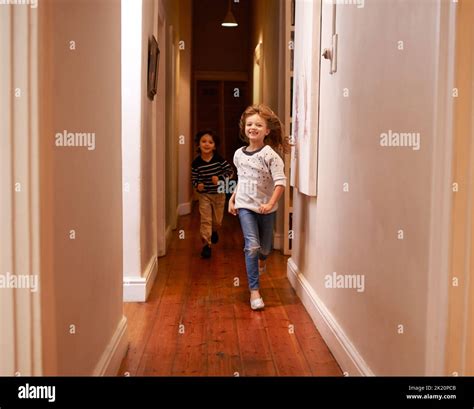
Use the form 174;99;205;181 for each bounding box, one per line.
123;255;158;302
177;201;191;216
287;258;373;376
273;233;283;250
93;315;129;376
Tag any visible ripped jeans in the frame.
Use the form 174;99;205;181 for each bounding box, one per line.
238;208;275;290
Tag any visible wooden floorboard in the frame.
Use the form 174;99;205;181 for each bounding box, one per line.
120;203;342;377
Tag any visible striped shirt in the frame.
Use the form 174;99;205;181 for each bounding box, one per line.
191;153;234;194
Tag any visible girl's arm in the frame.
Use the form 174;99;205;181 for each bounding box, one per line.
259;185;285;214
228;184;238;215
259;150;286;213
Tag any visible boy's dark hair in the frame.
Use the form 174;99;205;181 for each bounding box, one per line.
194;129;220;154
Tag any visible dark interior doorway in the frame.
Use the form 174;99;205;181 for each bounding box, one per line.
194;80;249;165
191;0;251;170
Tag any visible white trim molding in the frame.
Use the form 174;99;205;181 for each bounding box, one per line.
287;258;374;376
0;5;42;376
123;255;158;302
424;0;457;376
93;315;129;376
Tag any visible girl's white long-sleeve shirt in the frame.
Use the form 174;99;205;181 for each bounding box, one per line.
233;145;286;213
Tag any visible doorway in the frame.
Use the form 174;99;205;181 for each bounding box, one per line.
194;79;249;167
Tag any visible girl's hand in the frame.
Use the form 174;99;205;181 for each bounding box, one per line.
212;176;219;185
259;203;274;214
228;199;238;216
197;183;205;191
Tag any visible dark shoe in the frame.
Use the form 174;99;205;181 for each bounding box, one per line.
201;245;211;258
211;231;219;244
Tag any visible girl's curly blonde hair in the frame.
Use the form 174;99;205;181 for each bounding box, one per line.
239;104;290;155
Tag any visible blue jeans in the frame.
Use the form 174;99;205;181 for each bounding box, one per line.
238;208;275;290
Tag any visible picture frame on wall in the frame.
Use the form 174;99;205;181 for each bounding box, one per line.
147;35;160;100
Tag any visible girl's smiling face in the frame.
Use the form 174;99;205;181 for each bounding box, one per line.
245;114;270;144
199;134;216;155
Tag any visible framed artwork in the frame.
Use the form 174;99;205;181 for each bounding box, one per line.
290;0;322;196
147;35;160;100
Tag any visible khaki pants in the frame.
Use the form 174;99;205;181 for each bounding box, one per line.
198;193;226;245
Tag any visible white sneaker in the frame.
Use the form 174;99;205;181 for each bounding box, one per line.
250;297;265;310
258;260;266;274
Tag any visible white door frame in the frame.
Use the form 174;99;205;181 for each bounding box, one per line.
0;4;42;376
168;24;178;233
156;2;167;256
443;0;474;376
253;42;263;104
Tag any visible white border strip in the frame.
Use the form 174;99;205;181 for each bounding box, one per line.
424;0;456;376
123;255;157;302
287;258;373;376
93;315;129;376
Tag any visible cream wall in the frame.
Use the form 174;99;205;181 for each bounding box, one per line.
290;0;449;375
251;0;285;246
121;0;158;302
178;0;192;216
39;0;126;375
153;0;183;254
122;0;185;300
140;0;158;275
122;0;143;281
252;0;280;113
165;23;178;235
156;0;181;244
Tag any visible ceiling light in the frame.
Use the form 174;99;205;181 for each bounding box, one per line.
221;0;238;27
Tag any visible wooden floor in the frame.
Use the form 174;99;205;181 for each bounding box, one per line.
119;204;342;376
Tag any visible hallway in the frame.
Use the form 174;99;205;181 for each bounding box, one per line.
119;206;342;376
2;0;474;384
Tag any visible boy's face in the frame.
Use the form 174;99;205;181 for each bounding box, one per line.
245;114;270;143
199;134;216;155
